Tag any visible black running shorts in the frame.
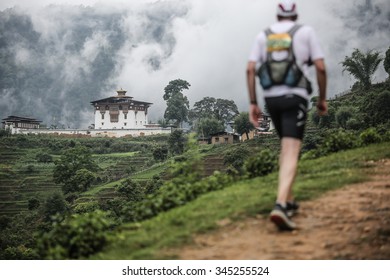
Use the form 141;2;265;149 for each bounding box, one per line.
265;94;308;140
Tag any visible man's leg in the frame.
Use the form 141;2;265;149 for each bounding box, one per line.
269;137;302;230
276;137;302;205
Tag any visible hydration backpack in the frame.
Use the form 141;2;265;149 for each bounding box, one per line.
257;24;312;94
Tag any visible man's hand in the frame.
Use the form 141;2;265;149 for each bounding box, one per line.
249;104;262;127
316;99;327;116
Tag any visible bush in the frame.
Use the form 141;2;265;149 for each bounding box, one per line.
35;152;53;163
73;201;100;214
360;128;382;145
38;210;113;259
125;171;235;222
322;129;359;154
28;197;40;210
223;146;251;174
243;149;277;178
152;145;169;161
335;106;357;129
116;179;145;202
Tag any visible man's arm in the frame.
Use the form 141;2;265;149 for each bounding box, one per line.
314;58;327;115
246;61;262;127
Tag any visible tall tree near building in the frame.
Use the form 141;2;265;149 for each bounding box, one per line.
163;79;191;127
234;112;254;140
189;97;239;125
341;49;383;89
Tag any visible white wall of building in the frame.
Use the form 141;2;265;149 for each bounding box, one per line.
94;110;148;130
13;127;171;138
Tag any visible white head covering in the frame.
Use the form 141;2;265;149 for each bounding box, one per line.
277;0;298;17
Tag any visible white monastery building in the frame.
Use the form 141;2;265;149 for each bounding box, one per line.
2;89;171;137
91;89;151;130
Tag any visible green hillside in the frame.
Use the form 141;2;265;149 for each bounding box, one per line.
92;142;390;259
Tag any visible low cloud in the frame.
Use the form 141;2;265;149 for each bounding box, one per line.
0;0;389;128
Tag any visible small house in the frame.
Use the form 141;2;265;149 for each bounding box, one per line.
210;131;240;145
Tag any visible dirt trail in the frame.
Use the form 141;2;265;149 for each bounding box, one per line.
173;159;390;260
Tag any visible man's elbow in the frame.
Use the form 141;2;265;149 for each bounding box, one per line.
314;59;326;75
246;62;256;76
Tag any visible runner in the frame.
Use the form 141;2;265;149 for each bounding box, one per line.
246;0;327;230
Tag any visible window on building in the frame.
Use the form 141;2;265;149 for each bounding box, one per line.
102;122;104;126
110;114;119;123
224;137;229;143
215;137;219;142
135;121;137;125
101;113;104;120
124;123;127;126
124;114;127;119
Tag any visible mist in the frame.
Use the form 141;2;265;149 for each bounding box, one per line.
0;0;389;128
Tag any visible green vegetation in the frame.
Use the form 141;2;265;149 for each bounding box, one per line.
93;142;390;259
163;79;191;128
1;46;389;260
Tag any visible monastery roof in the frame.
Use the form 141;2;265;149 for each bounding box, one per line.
91;89;153;106
2;115;42;123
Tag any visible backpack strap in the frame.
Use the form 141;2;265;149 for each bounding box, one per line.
264;28;273;37
286;24;302;61
288;24;302;38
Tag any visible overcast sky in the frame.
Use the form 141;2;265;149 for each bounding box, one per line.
1;0;389;125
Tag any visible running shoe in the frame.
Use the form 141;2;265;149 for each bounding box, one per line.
270;203;297;231
286;201;299;217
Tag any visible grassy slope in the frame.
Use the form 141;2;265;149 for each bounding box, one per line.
92;142;390;260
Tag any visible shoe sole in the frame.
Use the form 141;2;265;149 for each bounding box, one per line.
270;209;296;231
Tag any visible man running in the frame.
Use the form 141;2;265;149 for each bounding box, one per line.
246;0;327;230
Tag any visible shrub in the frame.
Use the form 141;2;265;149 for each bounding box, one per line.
35;152;53;163
322;129;359;154
345;118;361;130
43;192;68;221
223;146;251;174
28;197;40;210
152;145;169;161
243;149;277;178
38;210;113;259
73;201;100;214
116;179;145;202
360;128;382;145
125;171;235;222
335;106;357;129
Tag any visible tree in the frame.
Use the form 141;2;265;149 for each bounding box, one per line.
341;49;383;89
215;99;239;124
152;145;169;161
53;146;99;194
189;97;239;125
43;192;67;220
335;106;357;129
234;112;254;140
168;129;186;155
116;179;144;202
164;92;190;127
384;46;390;77
163;79;191;100
66;169;96;193
196;117;225;138
163;79;191;127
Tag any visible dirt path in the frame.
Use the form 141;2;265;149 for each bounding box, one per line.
173;159;390;260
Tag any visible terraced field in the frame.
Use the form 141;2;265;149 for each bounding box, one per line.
0;148;60;215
